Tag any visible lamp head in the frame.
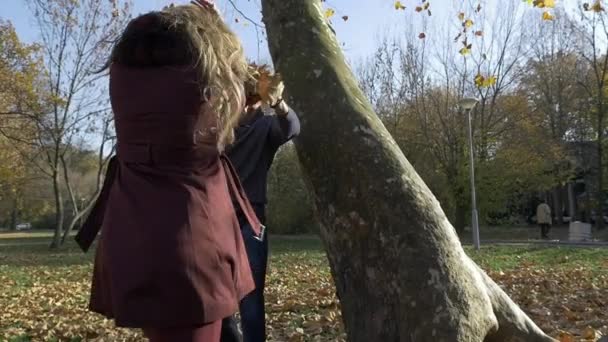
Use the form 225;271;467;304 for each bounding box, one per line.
459;97;479;111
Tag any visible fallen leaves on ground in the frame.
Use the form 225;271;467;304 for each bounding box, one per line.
1;246;607;341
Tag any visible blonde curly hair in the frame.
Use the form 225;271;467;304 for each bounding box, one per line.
108;3;250;147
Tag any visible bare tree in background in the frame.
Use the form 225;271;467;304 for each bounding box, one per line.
60;114;115;245
23;0;131;248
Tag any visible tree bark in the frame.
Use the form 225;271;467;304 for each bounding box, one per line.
567;182;576;221
60;154;80;245
60;190;100;245
50;170;64;249
261;1;556;341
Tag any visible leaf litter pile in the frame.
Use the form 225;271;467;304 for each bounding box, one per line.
1;240;607;341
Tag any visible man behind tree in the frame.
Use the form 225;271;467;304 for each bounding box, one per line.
221;65;301;342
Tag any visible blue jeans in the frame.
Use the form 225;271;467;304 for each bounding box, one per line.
221;205;268;342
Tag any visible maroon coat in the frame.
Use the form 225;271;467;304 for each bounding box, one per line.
75;64;262;329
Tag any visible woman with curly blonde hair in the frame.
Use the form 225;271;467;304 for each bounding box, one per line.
75;2;263;341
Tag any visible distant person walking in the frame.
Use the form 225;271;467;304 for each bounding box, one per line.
536;200;552;239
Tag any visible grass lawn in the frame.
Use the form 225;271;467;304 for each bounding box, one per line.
1;234;607;341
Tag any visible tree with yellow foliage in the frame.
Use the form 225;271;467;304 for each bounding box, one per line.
0;20;47;229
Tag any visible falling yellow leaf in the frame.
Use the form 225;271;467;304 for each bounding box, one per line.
423;1;430;9
485;75;497;87
542;11;554;20
459;47;471;55
545;0;556;7
324;8;335;19
592;0;604;11
474;74;497;88
464;19;474;28
394;1;406;10
458;12;465;21
475;74;485;87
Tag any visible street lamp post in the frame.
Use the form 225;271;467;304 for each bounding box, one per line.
459;97;480;250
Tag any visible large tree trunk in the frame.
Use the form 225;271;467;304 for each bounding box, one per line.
261;1;556;341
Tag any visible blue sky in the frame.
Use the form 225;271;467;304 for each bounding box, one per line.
2;0;454;64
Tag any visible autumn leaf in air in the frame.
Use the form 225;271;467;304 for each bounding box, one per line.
324;8;335;19
342;15;349;21
474;74;496;88
464;19;474;28
592;0;605;11
423;1;430;10
542;11;554;20
416;6;423;12
475;74;484;87
394;1;406;10
418;32;426;39
459;46;472;56
485;75;497;87
533;0;555;8
475;30;484;37
458;12;465;21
